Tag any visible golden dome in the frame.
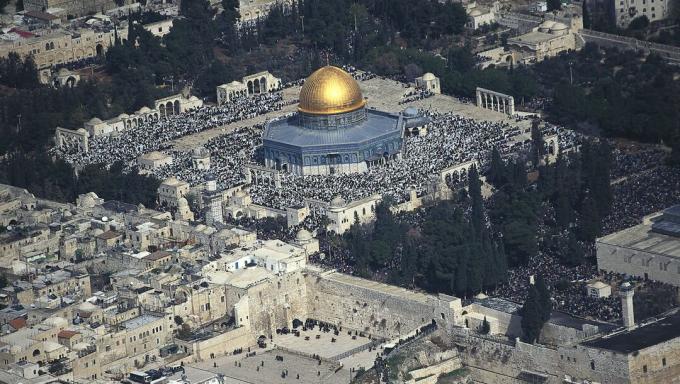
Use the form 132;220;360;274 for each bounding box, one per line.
298;66;366;115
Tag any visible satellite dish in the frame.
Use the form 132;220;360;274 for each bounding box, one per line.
6;226;12;231
102;216;108;222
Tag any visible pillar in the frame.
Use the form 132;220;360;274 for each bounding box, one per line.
620;283;635;329
476;90;482;107
508;96;515;115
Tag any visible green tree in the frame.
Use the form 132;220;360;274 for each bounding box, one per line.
481;316;491;334
535;275;552;322
577;194;601;242
547;0;562;11
488;147;506;187
521;285;545;343
530;121;546;167
628;15;650;30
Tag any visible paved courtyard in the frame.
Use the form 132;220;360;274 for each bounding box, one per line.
272;327;374;360
191;349;353;384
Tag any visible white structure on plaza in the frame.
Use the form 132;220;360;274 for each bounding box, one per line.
54;94;203;152
51;68;79;88
216;71;281;105
465;2;498;30
191;147;211;170
155;94;203;118
138;151;173;171
217;81;248;105
55;127;89;152
476;87;515;116
143;19;174;37
326;194;382;235
586;281;611;298
415;73;441;94
596;205;680;287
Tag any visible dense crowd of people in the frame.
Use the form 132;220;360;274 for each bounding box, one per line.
51;92;286;169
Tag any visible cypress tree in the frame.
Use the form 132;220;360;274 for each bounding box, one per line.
489;147;505;186
468;165;484;236
577;194;601;242
535;275;552;323
521;285;545;343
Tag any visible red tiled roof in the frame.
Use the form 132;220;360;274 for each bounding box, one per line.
8;28;35;38
8;317;26;330
58;330;79;339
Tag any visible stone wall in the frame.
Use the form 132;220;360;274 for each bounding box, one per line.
305;271;461;339
244;270;310;336
183;327;254;362
453;328;561;383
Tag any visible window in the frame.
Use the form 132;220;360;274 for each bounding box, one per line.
591;361;595;370
643;365;648;373
663;357;667;366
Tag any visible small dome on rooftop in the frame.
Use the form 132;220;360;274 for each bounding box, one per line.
296;229;313;242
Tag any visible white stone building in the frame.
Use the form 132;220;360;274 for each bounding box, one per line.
415;72;441;94
614;0;671;28
326;194;382;235
216;71;281;105
596;205;680;287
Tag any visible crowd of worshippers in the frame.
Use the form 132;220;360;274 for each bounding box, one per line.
75;102;576;212
51;91;286;169
399;89;435;105
51;68;582;213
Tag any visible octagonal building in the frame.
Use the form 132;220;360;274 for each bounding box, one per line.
262;66;405;175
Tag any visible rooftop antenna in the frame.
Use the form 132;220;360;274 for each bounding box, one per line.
325;52;330;66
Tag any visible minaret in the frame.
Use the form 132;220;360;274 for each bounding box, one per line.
619;282;635;329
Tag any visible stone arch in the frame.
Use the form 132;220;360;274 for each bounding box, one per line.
260;76;267;92
32;349;41;357
247;81;254;94
159;104;166;117
174;100;180;114
166;101;174;116
96;44;104;56
66;76;76;88
253;78;261;94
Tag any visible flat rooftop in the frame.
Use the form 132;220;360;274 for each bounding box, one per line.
597;223;680;259
208;267;272;289
122;314;163;330
582;310;680;353
509;31;558;45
